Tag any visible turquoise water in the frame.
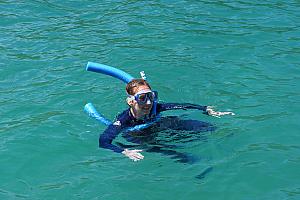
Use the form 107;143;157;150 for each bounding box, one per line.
1;0;300;199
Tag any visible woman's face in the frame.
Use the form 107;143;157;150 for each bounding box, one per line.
129;85;153;118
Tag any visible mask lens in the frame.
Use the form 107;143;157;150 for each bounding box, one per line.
148;92;155;101
134;91;158;104
137;93;147;103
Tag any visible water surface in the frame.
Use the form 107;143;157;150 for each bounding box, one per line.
1;1;300;199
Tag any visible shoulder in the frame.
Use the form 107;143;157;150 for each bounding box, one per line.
155;102;163;111
156;102;169;109
156;102;164;108
156;102;173;113
114;108;132;126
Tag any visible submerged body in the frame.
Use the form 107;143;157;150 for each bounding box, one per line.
86;63;234;179
97;79;234;162
99;102;215;163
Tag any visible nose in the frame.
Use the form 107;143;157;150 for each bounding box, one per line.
146;99;152;105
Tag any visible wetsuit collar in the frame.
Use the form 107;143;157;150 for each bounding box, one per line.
128;108;151;123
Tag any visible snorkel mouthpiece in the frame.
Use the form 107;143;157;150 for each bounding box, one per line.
140;71;147;80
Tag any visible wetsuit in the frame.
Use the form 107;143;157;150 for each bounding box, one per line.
99;103;214;158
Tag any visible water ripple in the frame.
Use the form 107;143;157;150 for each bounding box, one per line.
1;0;300;199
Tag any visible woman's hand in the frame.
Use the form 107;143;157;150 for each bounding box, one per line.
122;149;144;161
206;106;235;118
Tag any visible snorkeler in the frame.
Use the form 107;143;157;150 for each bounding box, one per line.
99;78;234;162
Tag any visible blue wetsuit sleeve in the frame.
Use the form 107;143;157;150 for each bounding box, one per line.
157;103;208;113
99;110;130;153
99;124;124;153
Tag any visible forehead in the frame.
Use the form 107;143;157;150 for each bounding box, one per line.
133;85;151;94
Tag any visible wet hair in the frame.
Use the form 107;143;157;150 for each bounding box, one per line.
126;79;151;95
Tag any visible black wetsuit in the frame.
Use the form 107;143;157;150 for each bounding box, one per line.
99;103;215;163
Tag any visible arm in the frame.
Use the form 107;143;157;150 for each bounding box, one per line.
99;110;144;161
99;123;124;153
157;103;235;117
157;103;207;112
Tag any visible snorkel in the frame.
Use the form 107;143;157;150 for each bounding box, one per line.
84;62;158;127
138;72;157;119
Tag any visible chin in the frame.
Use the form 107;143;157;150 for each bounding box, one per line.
142;109;151;114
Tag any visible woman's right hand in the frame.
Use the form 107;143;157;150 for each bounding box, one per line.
122;149;144;161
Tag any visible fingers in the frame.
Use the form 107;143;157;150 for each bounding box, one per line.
130;153;144;161
222;111;235;115
210;111;235;118
212;114;221;118
123;149;144;161
130;149;144;161
207;106;214;110
132;149;143;153
130;152;144;162
218;111;235;116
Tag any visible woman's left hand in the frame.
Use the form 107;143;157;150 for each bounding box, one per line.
206;106;235;118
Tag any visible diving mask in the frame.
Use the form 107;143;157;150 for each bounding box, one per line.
128;89;158;105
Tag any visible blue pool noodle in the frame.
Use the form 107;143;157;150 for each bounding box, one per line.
85;103;158;131
85;61;134;126
84;103;112;126
85;61;157;128
86;62;134;84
